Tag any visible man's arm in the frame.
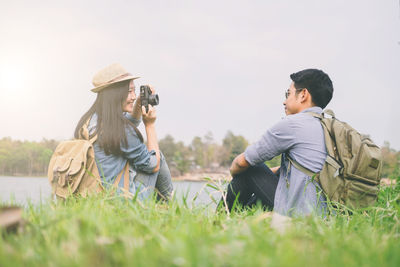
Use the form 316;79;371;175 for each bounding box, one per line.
230;153;250;176
230;153;281;177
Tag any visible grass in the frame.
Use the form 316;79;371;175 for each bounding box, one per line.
0;180;399;267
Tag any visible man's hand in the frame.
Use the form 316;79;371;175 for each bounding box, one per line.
230;153;250;176
270;166;280;174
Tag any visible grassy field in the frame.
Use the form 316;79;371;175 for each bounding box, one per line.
0;180;399;267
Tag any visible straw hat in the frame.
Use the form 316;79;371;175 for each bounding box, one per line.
91;63;139;92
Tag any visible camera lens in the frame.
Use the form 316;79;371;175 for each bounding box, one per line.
149;94;159;106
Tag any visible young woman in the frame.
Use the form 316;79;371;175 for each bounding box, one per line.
74;63;173;200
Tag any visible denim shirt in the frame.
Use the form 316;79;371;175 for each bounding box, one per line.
88;113;157;188
244;107;327;216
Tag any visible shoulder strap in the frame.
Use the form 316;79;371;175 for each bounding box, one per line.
306;108;340;160
306;109;335;120
79;116;131;197
79;117;97;144
286;155;317;177
324;109;335;118
112;162;131;198
308;112;323;120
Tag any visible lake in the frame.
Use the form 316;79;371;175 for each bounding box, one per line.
0;176;223;207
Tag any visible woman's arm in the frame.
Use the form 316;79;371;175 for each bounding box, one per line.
142;105;160;173
131;96;142;120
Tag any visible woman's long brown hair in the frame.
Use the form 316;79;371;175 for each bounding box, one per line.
74;80;143;155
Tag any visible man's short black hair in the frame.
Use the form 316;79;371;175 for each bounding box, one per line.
290;69;333;109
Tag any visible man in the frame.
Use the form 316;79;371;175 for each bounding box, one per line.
226;69;333;216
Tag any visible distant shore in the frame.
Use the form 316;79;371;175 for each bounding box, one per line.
172;172;231;182
0;172;232;182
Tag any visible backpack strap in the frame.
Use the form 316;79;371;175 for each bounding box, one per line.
79;116;132;197
79;117;98;144
307;109;335;120
307;110;335;144
286;154;317;178
288;153;341;178
122;163;130;198
324;109;335;118
308;112;323;120
288;108;343;179
111;162;132;198
307;108;341;161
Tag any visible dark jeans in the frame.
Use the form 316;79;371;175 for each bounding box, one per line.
224;163;279;211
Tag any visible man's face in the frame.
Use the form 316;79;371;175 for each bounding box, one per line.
283;82;302;115
122;80;136;113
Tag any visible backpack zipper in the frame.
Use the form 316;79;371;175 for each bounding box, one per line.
346;129;353;158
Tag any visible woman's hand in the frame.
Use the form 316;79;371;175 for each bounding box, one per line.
147;84;156;95
142;104;157;126
131;84;156;120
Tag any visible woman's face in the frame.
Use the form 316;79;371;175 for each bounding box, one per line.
122;80;136;113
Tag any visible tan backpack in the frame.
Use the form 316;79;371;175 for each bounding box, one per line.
47;121;130;199
288;109;382;209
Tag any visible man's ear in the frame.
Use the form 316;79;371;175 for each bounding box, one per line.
301;88;311;103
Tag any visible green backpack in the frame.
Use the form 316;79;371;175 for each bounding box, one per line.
288;109;383;209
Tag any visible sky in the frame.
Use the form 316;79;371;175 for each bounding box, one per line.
0;0;399;150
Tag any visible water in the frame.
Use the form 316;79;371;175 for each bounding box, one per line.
0;176;223;207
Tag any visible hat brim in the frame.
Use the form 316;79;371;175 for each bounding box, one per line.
91;76;140;93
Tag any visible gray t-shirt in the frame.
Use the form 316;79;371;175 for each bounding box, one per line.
244;106;327;216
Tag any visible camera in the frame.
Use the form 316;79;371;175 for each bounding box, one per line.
140;85;159;112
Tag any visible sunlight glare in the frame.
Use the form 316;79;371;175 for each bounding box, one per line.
0;63;28;96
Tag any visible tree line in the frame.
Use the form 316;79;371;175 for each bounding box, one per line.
0;137;58;176
159;131;252;176
0;135;398;178
381;141;400;179
0;131;251;177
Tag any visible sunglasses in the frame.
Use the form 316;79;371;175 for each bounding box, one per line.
285;89;289;99
285;88;305;99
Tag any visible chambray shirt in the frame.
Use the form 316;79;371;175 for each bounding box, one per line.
244;107;327;216
88;113;157;189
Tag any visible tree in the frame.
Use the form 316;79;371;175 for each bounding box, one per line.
220;131;249;166
0;137;59;176
381;141;400;179
0;137;12;175
203;132;218;169
159;134;176;166
172;141;192;175
265;155;281;168
159;135;192;176
190;136;205;168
